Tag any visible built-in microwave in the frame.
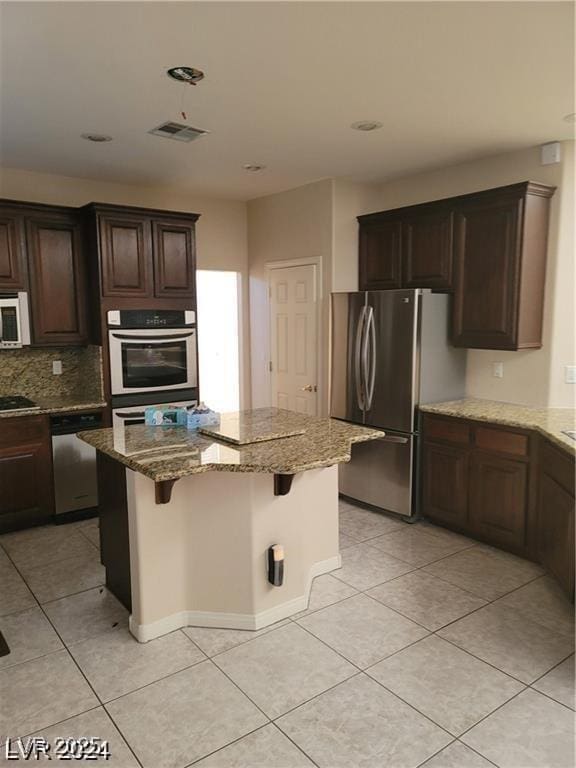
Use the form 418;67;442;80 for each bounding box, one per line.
0;292;31;349
108;309;197;396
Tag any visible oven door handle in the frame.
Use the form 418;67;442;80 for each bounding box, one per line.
110;332;196;341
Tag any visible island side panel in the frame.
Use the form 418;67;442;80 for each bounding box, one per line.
248;465;340;621
125;466;340;642
96;452;132;611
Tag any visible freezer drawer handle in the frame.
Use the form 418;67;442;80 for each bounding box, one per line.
380;435;409;444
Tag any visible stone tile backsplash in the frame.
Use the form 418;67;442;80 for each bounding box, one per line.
0;346;103;400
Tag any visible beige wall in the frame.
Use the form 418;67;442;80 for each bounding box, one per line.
247;179;334;413
332;179;377;293
0;167;251;407
364;142;575;408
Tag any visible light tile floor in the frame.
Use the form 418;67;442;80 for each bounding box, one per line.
0;503;574;768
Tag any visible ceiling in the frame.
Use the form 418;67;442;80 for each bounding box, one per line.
1;2;573;201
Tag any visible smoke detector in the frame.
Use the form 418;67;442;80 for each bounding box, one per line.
243;163;266;172
149;121;209;143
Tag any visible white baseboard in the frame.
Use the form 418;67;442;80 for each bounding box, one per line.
129;554;341;643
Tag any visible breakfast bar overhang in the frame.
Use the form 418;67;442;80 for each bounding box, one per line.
78;408;383;642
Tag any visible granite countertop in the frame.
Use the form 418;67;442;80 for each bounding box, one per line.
200;409;307;444
77;407;385;482
420;398;576;456
0;395;107;419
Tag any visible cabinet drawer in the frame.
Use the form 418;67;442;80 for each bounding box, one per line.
475;426;529;458
423;415;470;445
541;440;575;496
0;415;48;448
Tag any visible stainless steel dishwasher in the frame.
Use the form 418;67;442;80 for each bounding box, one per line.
51;412;102;518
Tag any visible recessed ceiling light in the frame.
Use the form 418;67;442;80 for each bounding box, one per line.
167;66;205;85
81;133;113;143
351;121;383;132
243;163;266;172
563;113;576;123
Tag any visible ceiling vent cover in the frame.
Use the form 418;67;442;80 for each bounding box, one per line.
149;121;208;142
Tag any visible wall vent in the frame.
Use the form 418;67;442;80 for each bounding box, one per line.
148;121;208;142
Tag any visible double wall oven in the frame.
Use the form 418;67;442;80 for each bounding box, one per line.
108;309;198;426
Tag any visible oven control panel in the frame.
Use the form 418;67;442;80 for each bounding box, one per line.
107;309;195;328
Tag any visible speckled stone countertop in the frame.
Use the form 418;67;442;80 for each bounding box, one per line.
77;407;385;482
200;409;307;444
0;395;107;419
420;398;576;456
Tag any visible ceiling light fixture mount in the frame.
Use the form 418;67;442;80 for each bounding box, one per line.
351;120;383;132
81;133;113;142
167;66;205;85
243;163;266;172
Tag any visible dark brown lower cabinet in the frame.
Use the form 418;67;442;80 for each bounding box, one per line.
422;443;469;528
537;441;575;600
422;413;575;599
0;415;54;533
469;452;528;551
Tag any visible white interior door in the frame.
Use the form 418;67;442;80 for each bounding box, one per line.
269;263;318;415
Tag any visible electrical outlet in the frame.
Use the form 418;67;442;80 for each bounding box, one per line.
52;360;62;375
565;365;576;384
492;362;504;379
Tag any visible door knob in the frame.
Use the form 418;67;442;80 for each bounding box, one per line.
300;384;317;392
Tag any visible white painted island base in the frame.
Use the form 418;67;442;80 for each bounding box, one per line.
125;466;340;642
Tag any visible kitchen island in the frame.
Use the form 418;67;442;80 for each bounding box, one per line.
78;408;384;642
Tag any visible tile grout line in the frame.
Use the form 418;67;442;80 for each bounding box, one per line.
291;621;457;740
0;541;145;768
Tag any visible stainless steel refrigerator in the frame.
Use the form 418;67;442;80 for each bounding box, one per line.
330;289;466;518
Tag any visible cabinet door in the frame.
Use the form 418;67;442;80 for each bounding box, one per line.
152;219;196;298
359;220;402;290
99;215;152;297
0;211;26;290
538;473;575;599
469;451;528;550
402;209;453;290
452;195;522;349
26;214;88;345
422;442;469;528
0;416;54;533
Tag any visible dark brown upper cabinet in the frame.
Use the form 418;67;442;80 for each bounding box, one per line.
99;215;153;298
359;182;554;350
358;218;402;290
0;210;26;291
153;219;196;298
452;182;554;350
26;211;89;345
358;205;453;292
91;206;198;300
402;207;453;290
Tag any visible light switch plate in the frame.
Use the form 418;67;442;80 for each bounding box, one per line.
52;360;62;375
565;365;576;384
492;362;504;379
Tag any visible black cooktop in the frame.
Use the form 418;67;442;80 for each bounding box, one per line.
0;395;39;412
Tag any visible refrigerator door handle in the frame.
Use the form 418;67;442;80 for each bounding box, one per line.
354;306;367;410
379;435;409;444
365;306;377;411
